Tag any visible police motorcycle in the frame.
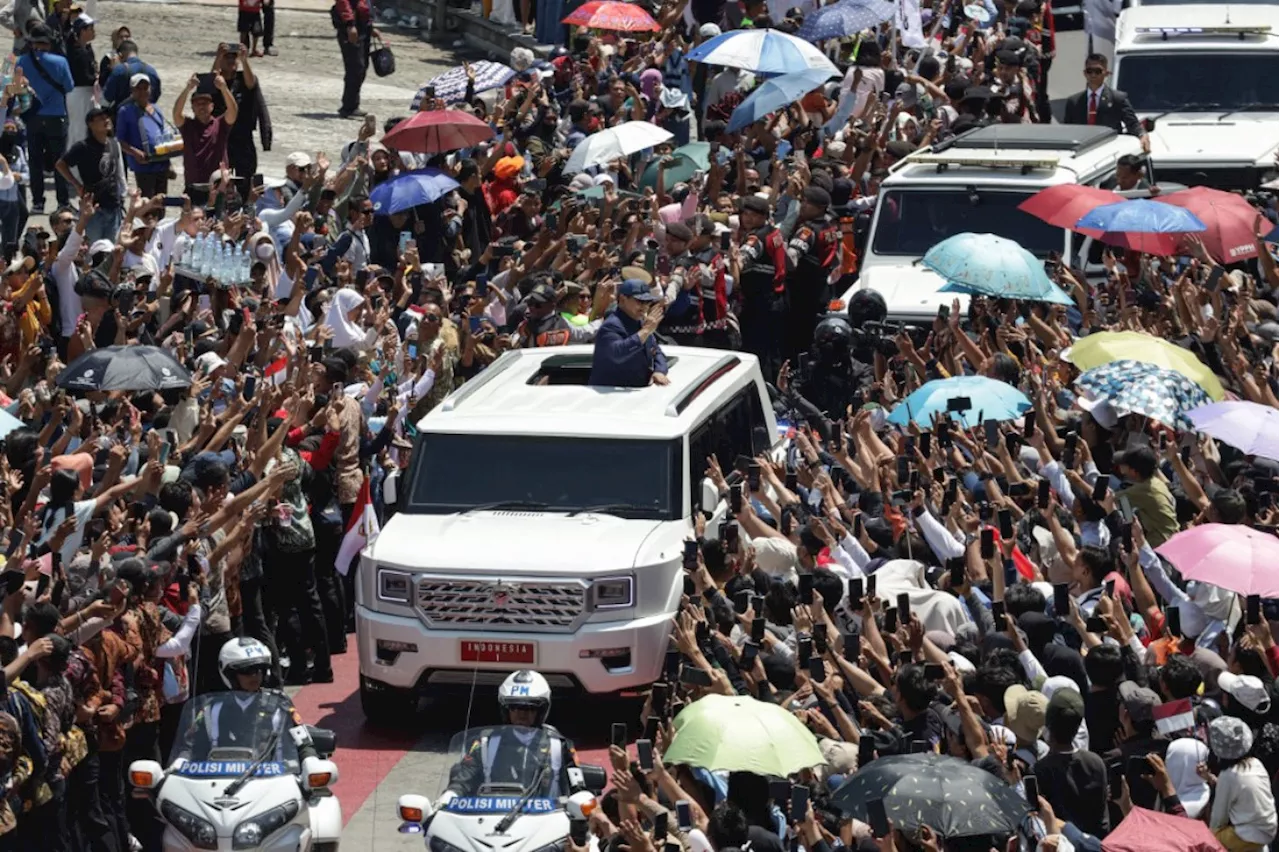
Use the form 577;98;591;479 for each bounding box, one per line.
397;726;608;852
129;691;343;851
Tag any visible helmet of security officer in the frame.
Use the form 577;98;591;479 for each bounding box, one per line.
846;288;887;328
218;636;273;690
499;670;552;727
813;315;853;360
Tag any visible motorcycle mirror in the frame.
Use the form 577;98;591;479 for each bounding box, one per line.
307;726;337;759
566;790;599;820
398;793;433;824
577;764;608;796
128;759;165;790
302;756;340;791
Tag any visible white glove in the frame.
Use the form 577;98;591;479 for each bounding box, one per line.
434;790;458;810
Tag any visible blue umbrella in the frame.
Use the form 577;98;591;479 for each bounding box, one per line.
1076;360;1211;430
886;376;1031;430
686;28;838;77
0;407;22;440
411;60;517;109
924;232;1071;305
1076;199;1207;234
728;69;835;132
369;169;460;215
796;0;895;41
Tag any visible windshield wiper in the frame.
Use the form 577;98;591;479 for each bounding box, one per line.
1220;103;1278;118
494;763;549;834
568;503;659;517
222;725;281;797
462;500;550;514
1173;102;1228;112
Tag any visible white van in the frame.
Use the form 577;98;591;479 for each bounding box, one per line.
833;125;1142;324
1113;5;1279;190
355;346;778;722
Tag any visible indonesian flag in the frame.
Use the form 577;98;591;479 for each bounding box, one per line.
264;355;289;387
336;477;380;577
1153;698;1195;736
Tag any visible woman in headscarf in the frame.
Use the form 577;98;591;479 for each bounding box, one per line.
323;287;377;350
485;155;524;216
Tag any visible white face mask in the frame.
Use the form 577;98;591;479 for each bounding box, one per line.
255;243;275;260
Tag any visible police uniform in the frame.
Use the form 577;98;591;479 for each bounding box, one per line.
662;228;731;347
737;196;788;379
785;187;840;360
516;284;593;348
446;726;578;798
182;690;317;765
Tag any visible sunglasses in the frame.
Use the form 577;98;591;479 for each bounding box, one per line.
1084;67;1106;76
423;314;442;323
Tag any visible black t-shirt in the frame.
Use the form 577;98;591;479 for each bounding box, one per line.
62;135;122;209
1033;749;1110;838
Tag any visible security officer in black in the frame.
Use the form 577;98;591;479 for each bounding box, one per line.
516;283;592;348
663;220;732;348
733;195;788;380
793;315;876;418
784;186;840;360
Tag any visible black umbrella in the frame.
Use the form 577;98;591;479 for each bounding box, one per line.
830;753;1031;839
56;345;192;393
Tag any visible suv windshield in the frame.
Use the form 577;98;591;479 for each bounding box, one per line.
871;189;1063;256
439;726;565;803
168;692;301;778
408;433;681;519
1116;53;1279;111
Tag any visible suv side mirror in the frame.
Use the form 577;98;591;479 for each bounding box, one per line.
852;209;872;257
700;478;719;515
578;764;608;795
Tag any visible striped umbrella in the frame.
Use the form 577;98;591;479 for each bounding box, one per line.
562;0;659;31
411;61;516;109
686;28;838;77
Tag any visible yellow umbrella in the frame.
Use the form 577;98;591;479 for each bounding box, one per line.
1065;331;1225;401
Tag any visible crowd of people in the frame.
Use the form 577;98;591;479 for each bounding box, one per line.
0;0;1266;847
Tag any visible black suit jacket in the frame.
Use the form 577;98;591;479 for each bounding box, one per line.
1063;85;1143;138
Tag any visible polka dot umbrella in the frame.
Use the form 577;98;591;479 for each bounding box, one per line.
830;753;1031;839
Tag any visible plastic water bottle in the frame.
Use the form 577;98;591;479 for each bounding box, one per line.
197;234;211;276
239;247;251;284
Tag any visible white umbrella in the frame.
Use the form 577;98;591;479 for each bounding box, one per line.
686;28;838;77
564;121;674;173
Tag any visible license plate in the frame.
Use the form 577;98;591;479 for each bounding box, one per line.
460;640;535;664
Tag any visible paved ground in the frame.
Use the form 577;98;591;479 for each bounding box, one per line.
75;5;1092;846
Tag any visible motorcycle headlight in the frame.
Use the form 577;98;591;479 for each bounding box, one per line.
430;837;469;852
233;800;300;849
161;800;218;850
591;576;633;609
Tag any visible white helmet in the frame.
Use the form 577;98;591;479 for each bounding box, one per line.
218;636;273;688
498;670;552;726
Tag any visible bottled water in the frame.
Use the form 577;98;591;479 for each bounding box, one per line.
196;234;210;276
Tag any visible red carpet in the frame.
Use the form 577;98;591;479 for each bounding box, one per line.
289;647;419;824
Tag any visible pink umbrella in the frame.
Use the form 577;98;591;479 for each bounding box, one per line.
381;109;495;154
563;0;659;30
1102;807;1225;852
1156;523;1279;599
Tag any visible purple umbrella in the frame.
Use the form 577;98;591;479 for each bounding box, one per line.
1187;401;1279;461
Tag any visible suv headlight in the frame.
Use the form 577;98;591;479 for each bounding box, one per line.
591;576;633;609
161;800;218;850
233;800;300;849
378;568;413;603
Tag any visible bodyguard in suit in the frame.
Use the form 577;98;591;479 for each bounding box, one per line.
1063;53;1150;153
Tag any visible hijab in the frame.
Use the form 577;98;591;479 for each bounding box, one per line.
323;288;369;350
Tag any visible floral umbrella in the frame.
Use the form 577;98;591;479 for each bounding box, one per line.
1075;360;1212;430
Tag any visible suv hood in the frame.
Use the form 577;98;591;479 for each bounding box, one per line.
858;264;971;322
1147;115;1280;166
369;511;668;575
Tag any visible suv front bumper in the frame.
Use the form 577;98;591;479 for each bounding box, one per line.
356;604;672;695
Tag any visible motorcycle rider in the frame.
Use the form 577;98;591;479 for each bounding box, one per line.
442;670;578;801
784;186;840;360
732;195;787;379
178;637;318;764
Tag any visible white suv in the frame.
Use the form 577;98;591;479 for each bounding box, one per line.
355;346;778;722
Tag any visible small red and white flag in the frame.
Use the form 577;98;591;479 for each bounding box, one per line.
336;477;380;577
1153;698;1195;736
264;356;290;387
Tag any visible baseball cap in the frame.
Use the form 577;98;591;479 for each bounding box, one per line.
1118;680;1161;723
1003;684;1048;745
1218;671;1272;713
130;72;151;88
89;238;115;256
618;279;658;302
1045;687;1084;728
526;283;558;305
1208;716;1253;761
195;351;228;375
286;151;313;169
699;22;721;37
894;81;920;109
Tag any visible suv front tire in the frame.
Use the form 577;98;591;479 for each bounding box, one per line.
360;677;417;726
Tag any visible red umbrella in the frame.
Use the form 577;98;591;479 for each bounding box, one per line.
1102;807;1225;852
381;109;495;154
1156;186;1269;262
563;0;659;31
1018;184;1121;236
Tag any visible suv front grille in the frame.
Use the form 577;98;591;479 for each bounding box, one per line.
416;578;588;631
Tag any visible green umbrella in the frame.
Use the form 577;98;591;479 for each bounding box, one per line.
639;142;711;190
663;694;826;776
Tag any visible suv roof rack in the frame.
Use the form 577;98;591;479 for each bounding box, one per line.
666;354;741;417
940;124;1119;154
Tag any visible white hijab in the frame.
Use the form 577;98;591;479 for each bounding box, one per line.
323;288;369;350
